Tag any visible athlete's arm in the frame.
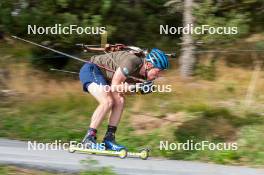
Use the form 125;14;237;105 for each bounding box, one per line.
111;67;137;93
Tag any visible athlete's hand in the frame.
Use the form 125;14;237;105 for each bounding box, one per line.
138;81;154;94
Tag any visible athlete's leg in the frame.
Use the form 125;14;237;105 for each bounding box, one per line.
79;63;111;148
103;92;126;151
108;92;125;126
88;83;113;129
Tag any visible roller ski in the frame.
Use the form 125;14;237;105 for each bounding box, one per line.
68;144;128;159
68;143;150;160
68;132;150;160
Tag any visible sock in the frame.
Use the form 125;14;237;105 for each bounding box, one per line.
87;128;97;138
104;125;117;141
107;125;117;133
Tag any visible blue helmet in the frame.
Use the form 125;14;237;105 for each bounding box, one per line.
146;48;169;70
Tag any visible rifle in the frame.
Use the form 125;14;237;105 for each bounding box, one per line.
76;43;148;57
76;43;177;58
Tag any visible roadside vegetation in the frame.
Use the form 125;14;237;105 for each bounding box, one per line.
0;165;116;175
0;40;264;167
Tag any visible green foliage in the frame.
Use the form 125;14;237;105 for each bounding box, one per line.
81;167;116;175
80;158;116;175
0;94;97;142
211;150;240;164
194;0;251;44
0;0;179;70
0;94;161;152
235;124;264;165
1;0;263;70
175;107;236;143
255;41;264;50
0;166;8;175
194;63;216;81
167;106;264;163
224;83;236;93
0;165;116;175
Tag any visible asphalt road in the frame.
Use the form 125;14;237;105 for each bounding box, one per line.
0;138;263;175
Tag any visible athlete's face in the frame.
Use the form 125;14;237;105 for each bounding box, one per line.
146;63;161;80
147;68;161;80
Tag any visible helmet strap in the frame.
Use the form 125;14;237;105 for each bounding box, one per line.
144;62;148;80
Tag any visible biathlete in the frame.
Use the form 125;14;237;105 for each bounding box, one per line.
79;48;169;151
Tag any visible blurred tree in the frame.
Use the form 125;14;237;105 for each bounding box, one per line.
165;0;196;78
180;0;196;78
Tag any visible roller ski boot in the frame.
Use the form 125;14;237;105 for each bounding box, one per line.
103;133;127;151
81;134;105;150
68;133;128;159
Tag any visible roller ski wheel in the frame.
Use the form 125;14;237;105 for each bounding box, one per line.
68;145;76;153
118;148;128;159
139;148;149;160
126;148;150;160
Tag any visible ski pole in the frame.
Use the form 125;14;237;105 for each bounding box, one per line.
50;68;79;75
12;35;87;63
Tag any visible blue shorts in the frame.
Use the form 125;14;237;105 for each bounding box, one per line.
79;63;108;92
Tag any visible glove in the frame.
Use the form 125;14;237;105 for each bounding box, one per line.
139;81;154;94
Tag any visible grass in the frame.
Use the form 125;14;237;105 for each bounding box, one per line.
169;107;264;165
0;166;56;175
0;94;96;142
0;94;160;151
0;165;116;175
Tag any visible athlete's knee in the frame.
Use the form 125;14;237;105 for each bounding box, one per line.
101;97;114;109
